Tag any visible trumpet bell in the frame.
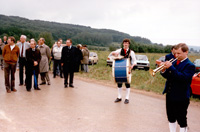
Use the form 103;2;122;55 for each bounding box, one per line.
149;69;156;77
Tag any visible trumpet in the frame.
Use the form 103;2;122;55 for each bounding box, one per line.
149;58;177;77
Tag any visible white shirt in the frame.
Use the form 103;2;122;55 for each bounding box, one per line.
68;45;72;49
17;42;30;57
10;44;15;51
53;46;63;60
112;48;137;65
180;57;188;62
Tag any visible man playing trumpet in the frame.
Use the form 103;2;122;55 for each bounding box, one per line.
159;43;195;132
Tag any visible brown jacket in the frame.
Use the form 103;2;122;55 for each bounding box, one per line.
3;44;20;64
82;48;89;64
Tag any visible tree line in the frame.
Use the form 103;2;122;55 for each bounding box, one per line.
0;14;172;53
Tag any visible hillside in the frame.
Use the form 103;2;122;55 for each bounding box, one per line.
0;14;152;46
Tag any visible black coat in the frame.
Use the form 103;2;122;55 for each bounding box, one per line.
61;46;80;73
74;49;83;72
26;48;41;75
165;53;175;61
161;58;195;101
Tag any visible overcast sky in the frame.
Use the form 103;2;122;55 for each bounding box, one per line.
0;0;200;46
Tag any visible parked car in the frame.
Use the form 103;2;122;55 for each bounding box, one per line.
107;52;114;67
89;52;98;65
191;72;200;95
193;59;200;73
155;56;165;68
133;55;150;71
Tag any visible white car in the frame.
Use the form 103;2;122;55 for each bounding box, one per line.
89;52;98;65
106;52;114;67
134;55;150;71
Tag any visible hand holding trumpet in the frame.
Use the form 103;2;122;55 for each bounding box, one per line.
156;60;172;71
150;58;177;77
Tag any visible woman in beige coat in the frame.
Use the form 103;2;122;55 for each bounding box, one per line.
82;45;89;72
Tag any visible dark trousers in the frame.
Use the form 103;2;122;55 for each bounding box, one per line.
26;71;39;90
40;72;50;83
81;64;84;71
0;58;3;69
117;83;130;88
19;57;27;85
166;95;190;127
4;62;17;90
53;59;62;77
64;71;74;85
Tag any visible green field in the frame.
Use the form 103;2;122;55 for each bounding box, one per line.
76;51;200;96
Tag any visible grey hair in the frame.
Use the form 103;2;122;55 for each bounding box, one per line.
30;38;36;45
20;35;27;40
30;38;35;42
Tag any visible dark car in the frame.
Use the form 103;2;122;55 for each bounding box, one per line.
194;59;200;73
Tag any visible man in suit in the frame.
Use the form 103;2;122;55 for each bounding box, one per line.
165;45;176;61
26;39;41;91
2;36;20;93
61;39;79;88
160;43;195;132
3;36;8;45
17;35;30;86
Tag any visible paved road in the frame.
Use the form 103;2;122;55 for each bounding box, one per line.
0;70;200;132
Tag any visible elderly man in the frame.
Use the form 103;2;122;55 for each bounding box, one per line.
61;39;79;88
26;39;41;91
38;38;51;85
17;35;30;86
161;43;195;132
3;36;19;93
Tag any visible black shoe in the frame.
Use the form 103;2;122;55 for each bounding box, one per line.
64;84;68;88
19;84;23;86
114;98;122;103
69;84;74;88
27;89;31;92
53;75;56;78
40;82;46;85
124;99;129;104
47;82;51;85
35;87;41;90
60;75;63;78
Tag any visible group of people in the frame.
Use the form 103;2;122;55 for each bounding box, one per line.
0;35;195;132
1;35;51;92
112;40;194;132
51;40;90;79
0;35;89;92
